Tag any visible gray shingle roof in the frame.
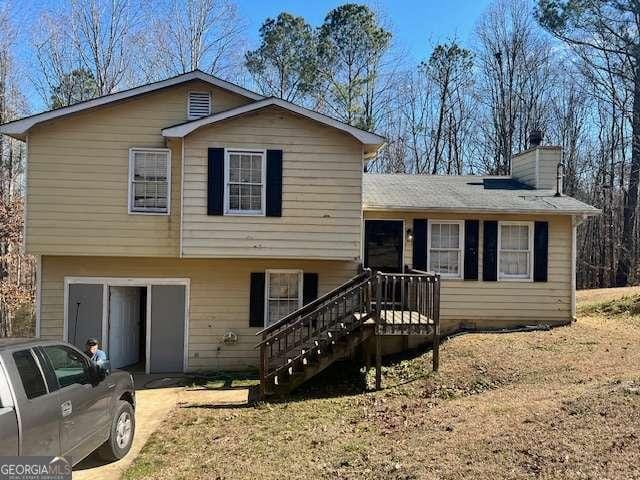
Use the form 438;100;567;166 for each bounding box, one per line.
363;174;600;215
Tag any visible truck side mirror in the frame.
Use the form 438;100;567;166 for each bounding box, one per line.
88;361;109;384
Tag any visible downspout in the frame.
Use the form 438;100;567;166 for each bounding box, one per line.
180;138;185;258
554;159;565;197
35;255;41;338
571;215;586;320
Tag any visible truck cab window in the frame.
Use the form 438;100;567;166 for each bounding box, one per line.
42;345;89;388
13;350;47;399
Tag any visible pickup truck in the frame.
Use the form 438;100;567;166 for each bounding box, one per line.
0;338;136;465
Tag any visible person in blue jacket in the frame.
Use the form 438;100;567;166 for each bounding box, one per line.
84;338;108;365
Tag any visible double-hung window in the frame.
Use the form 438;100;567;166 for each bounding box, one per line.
498;222;533;280
129;148;171;214
225;150;265;215
265;270;303;327
428;220;464;278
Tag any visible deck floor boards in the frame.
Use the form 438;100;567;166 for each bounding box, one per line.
356;310;434;327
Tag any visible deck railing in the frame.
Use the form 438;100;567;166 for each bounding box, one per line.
375;270;440;334
256;268;441;395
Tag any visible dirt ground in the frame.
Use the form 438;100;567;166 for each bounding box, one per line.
125;289;640;480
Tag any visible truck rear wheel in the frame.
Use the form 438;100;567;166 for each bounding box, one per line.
97;400;135;462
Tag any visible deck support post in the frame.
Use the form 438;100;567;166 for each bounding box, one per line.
432;276;441;372
375;271;382;390
259;341;267;398
432;327;440;372
375;333;382;390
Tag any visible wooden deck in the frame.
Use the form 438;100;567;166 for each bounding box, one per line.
356;310;435;335
257;269;440;396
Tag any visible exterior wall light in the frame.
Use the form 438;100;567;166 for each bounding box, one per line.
407;228;414;242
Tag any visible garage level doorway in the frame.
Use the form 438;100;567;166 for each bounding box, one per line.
108;286;145;370
64;278;189;374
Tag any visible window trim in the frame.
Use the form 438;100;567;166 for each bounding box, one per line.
223;148;267;216
187;90;212;120
128;147;172;216
497;220;534;282
427;219;465;279
264;269;304;328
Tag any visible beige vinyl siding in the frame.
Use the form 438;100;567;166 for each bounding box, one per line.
40;256;358;371
26;81;252;257
182;105;363;260
511;150;538;188
538;148;561;190
511;146;562;190
364;211;572;325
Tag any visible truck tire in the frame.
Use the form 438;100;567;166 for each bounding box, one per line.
97;400;135;462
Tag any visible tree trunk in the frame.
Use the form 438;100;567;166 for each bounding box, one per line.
616;65;640;286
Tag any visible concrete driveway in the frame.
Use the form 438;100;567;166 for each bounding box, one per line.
73;374;250;480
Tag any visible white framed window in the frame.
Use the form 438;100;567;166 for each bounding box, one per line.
128;148;171;215
265;270;303;327
224;149;266;216
187;91;211;119
428;220;464;278
498;221;534;281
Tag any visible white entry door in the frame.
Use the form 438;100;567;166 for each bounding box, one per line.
108;286;141;368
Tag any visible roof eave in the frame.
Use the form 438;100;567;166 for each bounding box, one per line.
363;204;602;216
0;70;263;138
162;97;386;153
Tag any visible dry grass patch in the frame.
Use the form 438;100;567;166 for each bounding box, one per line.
125;292;640;480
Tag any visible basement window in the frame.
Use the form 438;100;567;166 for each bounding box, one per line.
128;148;171;215
498;221;533;281
265;270;303;327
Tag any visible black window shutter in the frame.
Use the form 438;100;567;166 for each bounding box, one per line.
265;150;283;217
412;219;428;270
207;148;224;215
303;273;319;305
534;221;549;282
464;220;479;280
483;220;498;281
249;272;265;328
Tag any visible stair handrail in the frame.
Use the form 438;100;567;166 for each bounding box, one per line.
407;268;437;276
255;274;375;349
255;268;373;342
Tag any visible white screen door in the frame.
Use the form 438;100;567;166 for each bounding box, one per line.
108;286;141;368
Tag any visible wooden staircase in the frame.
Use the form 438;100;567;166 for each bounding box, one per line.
255;269;441;397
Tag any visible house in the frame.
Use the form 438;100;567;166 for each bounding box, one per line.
0;71;599;388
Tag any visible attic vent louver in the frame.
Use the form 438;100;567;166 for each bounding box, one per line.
188;91;211;119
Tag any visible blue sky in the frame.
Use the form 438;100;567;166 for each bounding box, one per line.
13;0;493;112
237;0;491;63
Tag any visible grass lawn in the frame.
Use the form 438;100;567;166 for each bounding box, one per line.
125;289;640;480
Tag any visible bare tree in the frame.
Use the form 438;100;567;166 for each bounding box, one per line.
0;5;35;337
32;0;141;104
70;0;140;95
537;0;640;286
475;0;553;174
144;0;244;79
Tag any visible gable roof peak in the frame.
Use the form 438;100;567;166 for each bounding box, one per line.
161;96;386;158
0;70;263;140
